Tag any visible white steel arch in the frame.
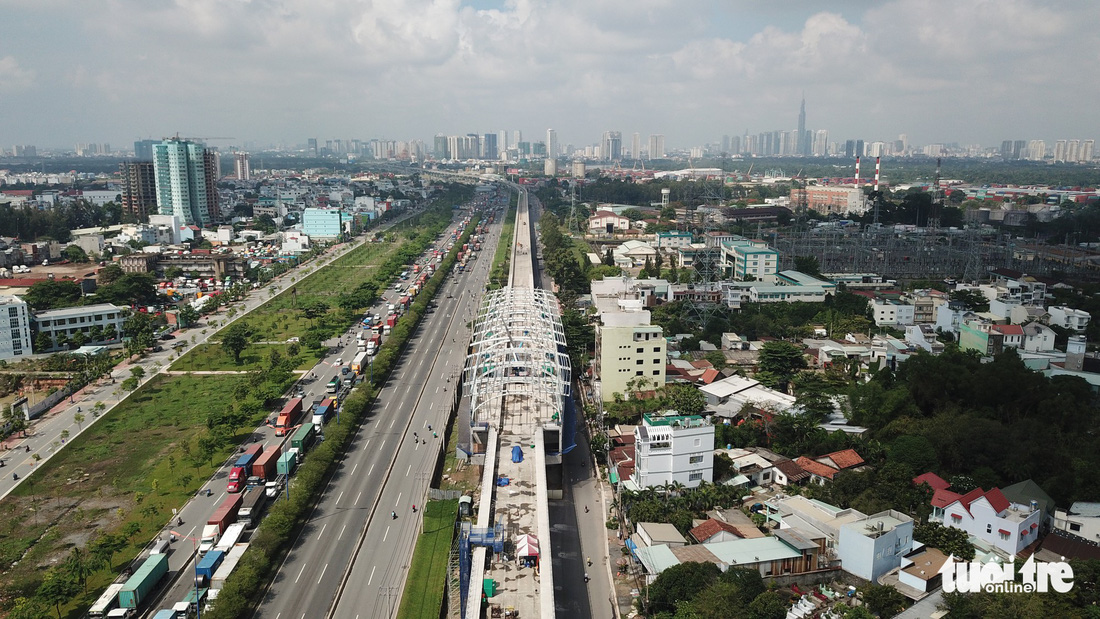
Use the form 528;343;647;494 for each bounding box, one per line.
463;287;571;429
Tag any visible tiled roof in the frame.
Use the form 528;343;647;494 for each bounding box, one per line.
795;456;838;480
820;449;864;470
913;472;951;492
984;487;1011;514
931;489;962;509
1039;530;1100;561
700;368;721;384
774;459;810;483
955;488;986;515
992;324;1025;336
689;518;744;544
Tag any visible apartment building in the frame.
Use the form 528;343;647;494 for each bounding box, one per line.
595;310;665;401
0;296;32;361
34;303;125;351
720;239;778;281
632;411;714;489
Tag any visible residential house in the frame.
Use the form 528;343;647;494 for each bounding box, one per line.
773;459;811;486
0;295;32;360
1002;479;1057;531
588;210;631;234
959;319;1022;356
631;411;714;490
720;448;777;487
794;449;865;485
905;289;949;324
633;533;824;584
872;298;916;327
898;547;949;594
699;374;797;417
689;519;747;544
940;487;1042;556
905;324;945;354
720;239;779;281
935;301;977;336
838;510;915;582
1047;306;1091;332
612;240;657;268
636;522;688;548
1022;322;1057;352
1053;502;1100;542
654;231;693;250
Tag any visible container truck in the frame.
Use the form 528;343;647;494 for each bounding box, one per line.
195;550;224;586
227;444;263;493
365;334;381;356
88;582;126;618
199;524;221;556
276;449;299;476
238;487;267;528
252;444;282;481
118;553;169;608
201;493;243;553
211;542;249;590
274;397;303;437
351;351;368;375
385;314;397;328
214;522;246;553
291;423;316;453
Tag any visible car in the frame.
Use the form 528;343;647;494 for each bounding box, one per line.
160;332;175;340
334;358;343;366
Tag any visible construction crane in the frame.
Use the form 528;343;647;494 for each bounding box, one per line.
166;133;236;143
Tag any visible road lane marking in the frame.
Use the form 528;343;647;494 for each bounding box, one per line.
367;566;377;586
368;463;375;476
389;417;395;429
339;524;346;539
355;491;362;504
317;523;327;539
395;492;402;506
406;464;411;476
383;526;390;542
317;563;328;584
336;491;343;505
295;564;306;583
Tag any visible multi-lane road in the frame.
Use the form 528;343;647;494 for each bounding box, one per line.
251;206;504;619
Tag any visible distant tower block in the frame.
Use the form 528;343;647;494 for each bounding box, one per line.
572;159;586;179
855;156;861;186
544;158;558;177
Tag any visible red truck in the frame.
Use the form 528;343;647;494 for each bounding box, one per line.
252;444;282;481
227;444;263;493
275;397;303;437
398;295;410;310
209;493;243;532
385;314;397;328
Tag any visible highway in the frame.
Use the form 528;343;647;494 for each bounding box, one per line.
254;201;505;619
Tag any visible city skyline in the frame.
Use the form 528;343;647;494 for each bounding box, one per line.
2;0;1099;149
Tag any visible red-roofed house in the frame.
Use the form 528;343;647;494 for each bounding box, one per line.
991;324;1024;349
689;518;745;544
913;472;951;492
795;456;839;484
815;449;864;471
773;459;810;485
588;210;630;234
941;487;1041;556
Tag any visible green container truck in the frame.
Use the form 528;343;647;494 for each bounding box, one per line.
291;423;316;453
118;553;169;608
276;449;298;476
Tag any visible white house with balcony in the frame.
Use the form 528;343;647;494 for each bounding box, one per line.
1047;306;1091;332
630;411;713;490
940;487;1041;556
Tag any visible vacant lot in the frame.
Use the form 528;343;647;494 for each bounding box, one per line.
0;374;247;610
398;499;459;619
172;342;317;373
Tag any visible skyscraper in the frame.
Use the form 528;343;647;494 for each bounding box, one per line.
134;139;158;160
235;152;251;180
546;129;558;159
119;161;156;221
434;134;448;159
152;138;218;226
601;131;622;161
632;133;641;159
481;133;498;160
797;97;808;156
648;134;665;159
307;138;318;156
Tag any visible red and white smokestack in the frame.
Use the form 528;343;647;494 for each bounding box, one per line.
855;156;860;186
874;157;881;192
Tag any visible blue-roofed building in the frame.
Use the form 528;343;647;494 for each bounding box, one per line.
720;239;778;281
302;207;343;239
654;230;693;249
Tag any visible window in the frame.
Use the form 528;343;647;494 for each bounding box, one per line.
653;347;660;353
999;530;1010;541
8;307;16;317
1070;523;1082;532
689;455;704;464
636;359;644;365
688;472;703;481
10;330;19;341
652;370;660;375
635;371;643;376
652;359;661;365
693;438;701;446
9;318;17;328
636;347;643;353
987;524;992;534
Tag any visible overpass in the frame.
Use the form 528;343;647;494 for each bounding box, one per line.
458;187;573;619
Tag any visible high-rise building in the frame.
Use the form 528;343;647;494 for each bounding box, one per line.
498;130;509;152
481;133;498;160
601;131;622;161
546;129;558;159
813;130;829;156
1081;140;1095;162
797;97;808;156
648;134;665;159
1027;140;1046;161
152;138;218;226
1054;140;1067;162
134;139;158;159
1066;139;1080;163
434;134;448;159
234;152;251;181
119;161;157;221
0;296;32;361
632;133;641;159
307;138;318;156
512;130;522;149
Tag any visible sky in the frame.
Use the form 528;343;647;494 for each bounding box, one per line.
1;0;1098;151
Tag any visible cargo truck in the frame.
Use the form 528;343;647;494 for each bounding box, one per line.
274;397;303;437
252;444;282;481
195;550;224;586
276;448;298;476
312;398;334;426
211;542;249;590
365;334;381;356
118;553;169;608
214;522;246;553
201;493;243;554
238;487;267;528
351;351;368;375
227;444;263;493
291;423;316;453
88;582;126;618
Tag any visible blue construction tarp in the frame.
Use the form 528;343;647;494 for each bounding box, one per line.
511;445;523;463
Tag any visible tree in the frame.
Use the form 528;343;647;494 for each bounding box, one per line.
222;322;252;364
300;299;330;327
121;377;138;392
913;521;975;561
178;304;200;328
746;590;788;619
861;584;907;617
98;272;159;306
64;245;89;263
34;332;53;352
36;568;80;618
22;280;83;311
98;262;124;285
756;341;807;391
73;412;85;430
704;350;728;370
793;255;821;277
164;266;184;280
647;561;721;614
130;366;145;380
950;289;989;313
662;383;707;415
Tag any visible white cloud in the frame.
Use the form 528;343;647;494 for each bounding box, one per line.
0;56;35;93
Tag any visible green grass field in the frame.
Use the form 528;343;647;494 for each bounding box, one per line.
172;342;317;372
398;499;459;619
0;374;249;614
